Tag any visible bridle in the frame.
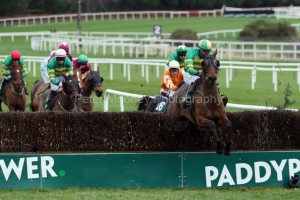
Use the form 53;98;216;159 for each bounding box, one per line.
196;55;220;98
10;68;25;95
57;78;81;111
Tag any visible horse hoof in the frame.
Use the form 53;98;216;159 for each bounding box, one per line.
224;151;231;157
216;149;223;155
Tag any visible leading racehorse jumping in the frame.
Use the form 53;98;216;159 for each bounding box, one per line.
167;49;232;156
0;62;26;111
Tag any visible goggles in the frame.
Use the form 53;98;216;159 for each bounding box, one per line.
79;62;87;66
178;53;186;57
56;57;66;61
12;59;20;61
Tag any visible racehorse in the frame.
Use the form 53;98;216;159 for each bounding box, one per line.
30;73;82;112
167;49;232;156
137;95;168;113
77;67;104;111
0;62;26;111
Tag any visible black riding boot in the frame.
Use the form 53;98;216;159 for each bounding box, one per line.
0;79;8;96
217;83;228;107
44;90;56;111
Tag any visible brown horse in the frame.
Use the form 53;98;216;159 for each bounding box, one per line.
167;49;232;156
30;73;81;112
0;63;26;111
77;67;104;111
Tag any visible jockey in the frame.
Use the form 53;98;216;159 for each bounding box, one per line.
48;42;73;62
165;45;188;70
0;50;29;95
41;50;56;83
179;39;228;108
44;49;74;111
72;54;91;75
160;60;184;98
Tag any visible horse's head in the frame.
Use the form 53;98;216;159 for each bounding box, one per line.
200;49;220;85
10;63;23;89
62;73;81;103
87;67;104;97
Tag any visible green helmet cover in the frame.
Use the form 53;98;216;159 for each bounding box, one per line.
78;54;88;63
198;39;212;51
177;45;188;53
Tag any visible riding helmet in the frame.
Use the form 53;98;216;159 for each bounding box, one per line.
59;42;69;52
55;49;67;57
198;39;212;51
169;60;180;69
177;45;188;53
11;50;21;59
78;54;88;64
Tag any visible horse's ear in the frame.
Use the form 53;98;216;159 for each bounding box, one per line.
200;50;207;58
62;73;67;79
212;49;217;57
97;66;100;73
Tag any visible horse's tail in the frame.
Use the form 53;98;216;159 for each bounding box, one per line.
137;96;153;111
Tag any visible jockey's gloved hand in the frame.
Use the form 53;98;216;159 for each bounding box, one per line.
56;82;63;87
3;71;10;76
195;72;202;77
22;72;28;78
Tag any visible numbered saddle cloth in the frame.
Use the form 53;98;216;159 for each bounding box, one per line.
153;95;169;113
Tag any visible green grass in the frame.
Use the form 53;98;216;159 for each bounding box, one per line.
0;16;299;112
0;187;299;200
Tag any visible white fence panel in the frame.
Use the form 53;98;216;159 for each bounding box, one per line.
1;56;299;92
103;89;298;112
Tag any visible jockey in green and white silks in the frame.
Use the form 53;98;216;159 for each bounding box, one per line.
183;39;212;85
165;45;188;70
0;50;29;95
44;49;74;111
180;39;228;108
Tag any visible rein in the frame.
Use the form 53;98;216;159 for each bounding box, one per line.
57;91;81;112
9;77;25;96
196;90;218;98
9;85;24;95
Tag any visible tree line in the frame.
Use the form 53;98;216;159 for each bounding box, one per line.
0;0;299;17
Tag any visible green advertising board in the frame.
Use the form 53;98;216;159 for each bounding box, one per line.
183;152;300;188
0;151;299;189
0;153;182;189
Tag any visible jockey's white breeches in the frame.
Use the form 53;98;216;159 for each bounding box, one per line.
159;88;175;97
50;76;65;91
183;70;199;85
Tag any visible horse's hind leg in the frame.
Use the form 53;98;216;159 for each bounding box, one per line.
207;120;223;155
0;101;2;111
224;120;232;157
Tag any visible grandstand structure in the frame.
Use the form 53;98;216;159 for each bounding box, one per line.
222;5;300;19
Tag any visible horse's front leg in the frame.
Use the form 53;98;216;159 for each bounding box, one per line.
207;120;223;155
224;119;232;157
8;106;15;111
0;101;2;111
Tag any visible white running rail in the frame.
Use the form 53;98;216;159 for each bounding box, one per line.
103;89;298;112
